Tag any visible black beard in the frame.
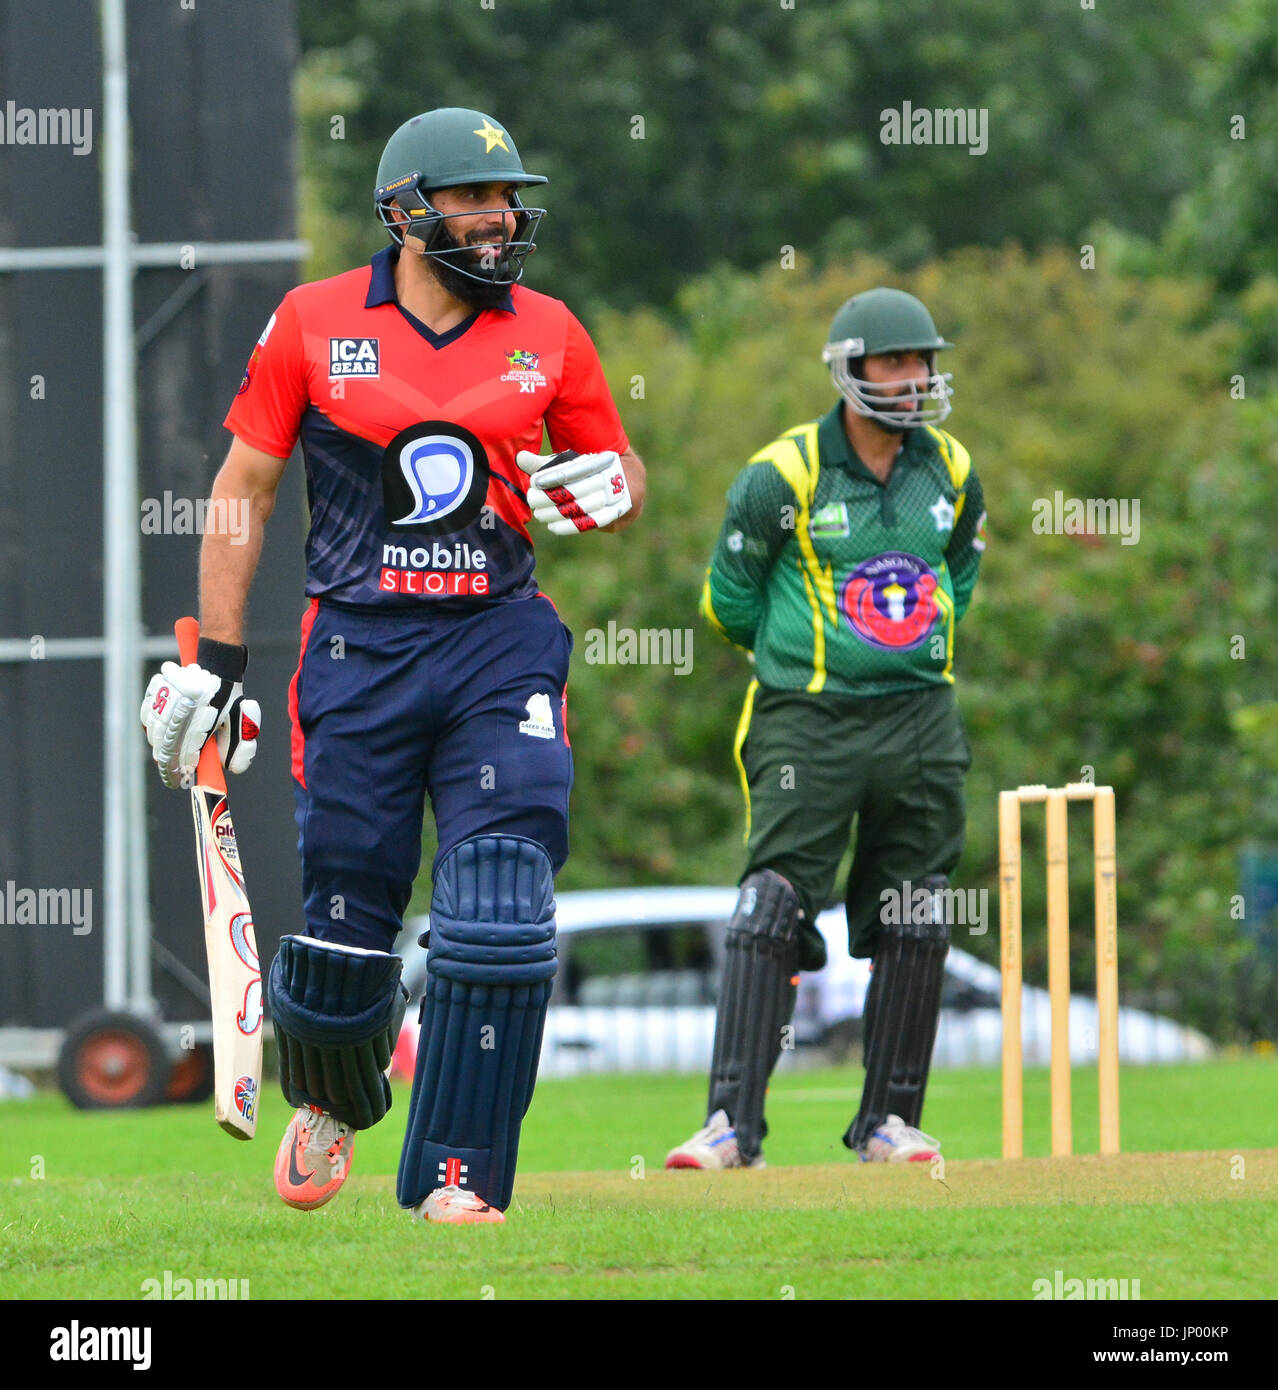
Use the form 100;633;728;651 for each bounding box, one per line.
855;380;922;433
425;227;518;309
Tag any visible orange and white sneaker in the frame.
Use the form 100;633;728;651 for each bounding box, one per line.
274;1104;355;1210
411;1184;505;1225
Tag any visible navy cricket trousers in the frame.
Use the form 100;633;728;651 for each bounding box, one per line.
287;594;574;952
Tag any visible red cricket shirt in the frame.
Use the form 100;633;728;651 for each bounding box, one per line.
224;246;629;609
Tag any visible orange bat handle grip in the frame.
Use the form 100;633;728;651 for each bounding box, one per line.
173;616;228;793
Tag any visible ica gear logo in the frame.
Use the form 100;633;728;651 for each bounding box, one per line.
840;552;940;651
381;421;491;536
329;337;380;378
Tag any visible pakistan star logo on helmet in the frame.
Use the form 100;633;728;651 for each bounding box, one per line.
372;107;548;289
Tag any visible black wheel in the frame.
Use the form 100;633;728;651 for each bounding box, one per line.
164;1042;215;1104
56;1009;170;1110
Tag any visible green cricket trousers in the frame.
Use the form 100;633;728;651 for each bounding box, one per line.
732;679;973;967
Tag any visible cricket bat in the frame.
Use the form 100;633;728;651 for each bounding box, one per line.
175;616;262;1139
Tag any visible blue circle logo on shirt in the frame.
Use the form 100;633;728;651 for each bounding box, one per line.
382;421;490;535
396;436;472;522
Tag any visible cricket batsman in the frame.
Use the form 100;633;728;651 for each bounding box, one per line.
666;288;982;1169
140;108;645;1223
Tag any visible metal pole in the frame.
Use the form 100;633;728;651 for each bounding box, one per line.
0;240;310;271
0;28;308;1030
100;0;151;1012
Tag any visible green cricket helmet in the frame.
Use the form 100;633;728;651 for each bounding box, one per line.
373;108;548;286
821;288;954;429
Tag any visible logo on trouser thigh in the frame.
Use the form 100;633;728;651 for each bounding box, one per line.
439;1157;469;1187
519;692;556;739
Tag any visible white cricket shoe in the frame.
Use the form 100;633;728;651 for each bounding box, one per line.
665;1108;766;1170
858;1114;941;1163
411;1183;505;1225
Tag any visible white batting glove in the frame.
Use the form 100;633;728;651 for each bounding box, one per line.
516;448;632;536
214;687;260;778
140;639;259;788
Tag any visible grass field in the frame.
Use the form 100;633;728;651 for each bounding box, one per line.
4;1058;1277;1300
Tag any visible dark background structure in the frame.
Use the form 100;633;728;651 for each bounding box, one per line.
0;0;307;1031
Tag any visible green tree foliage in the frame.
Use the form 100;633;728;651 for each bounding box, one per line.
1094;0;1278;381
297;0;1215;311
292;3;1278;1040
1164;0;1278;293
525;247;1275;1042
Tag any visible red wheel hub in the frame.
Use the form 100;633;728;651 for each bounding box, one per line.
77;1030;151;1103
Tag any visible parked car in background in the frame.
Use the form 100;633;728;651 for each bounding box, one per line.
391;887;1213;1078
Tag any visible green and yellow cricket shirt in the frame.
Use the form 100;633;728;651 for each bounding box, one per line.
702;402;985;696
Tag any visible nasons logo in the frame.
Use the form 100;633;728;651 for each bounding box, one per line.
382;421;490;536
840;552;940;650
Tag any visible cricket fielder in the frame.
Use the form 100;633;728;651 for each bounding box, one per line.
666;288;982;1169
141;108;645;1223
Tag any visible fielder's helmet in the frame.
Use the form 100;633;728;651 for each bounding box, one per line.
821;288;954;429
373;108;547;286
